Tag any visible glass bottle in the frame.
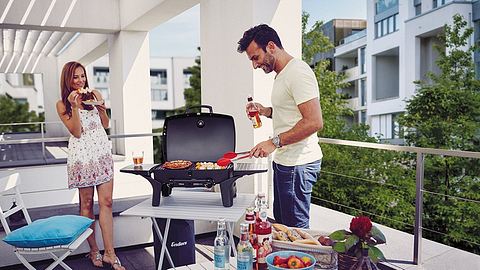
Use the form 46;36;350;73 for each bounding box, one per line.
214;218;230;270
255;205;272;270
254;193;267;223
247;95;262;128
237;223;254;270
245;207;258;268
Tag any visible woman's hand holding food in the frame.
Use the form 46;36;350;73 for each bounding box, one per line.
67;91;82;108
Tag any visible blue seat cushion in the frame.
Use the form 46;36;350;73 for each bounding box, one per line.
3;215;93;248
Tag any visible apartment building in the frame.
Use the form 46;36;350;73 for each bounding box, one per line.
332;0;479;143
0;73;44;115
316;19;367;70
87;55;195;129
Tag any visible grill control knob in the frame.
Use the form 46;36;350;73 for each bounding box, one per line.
197;120;205;128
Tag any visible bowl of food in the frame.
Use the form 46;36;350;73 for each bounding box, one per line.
266;250;316;270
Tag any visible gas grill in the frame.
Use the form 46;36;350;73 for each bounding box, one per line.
120;105;267;207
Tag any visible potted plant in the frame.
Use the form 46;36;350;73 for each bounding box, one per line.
329;216;386;270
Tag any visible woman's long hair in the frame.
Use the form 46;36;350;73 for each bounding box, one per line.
60;61;90;117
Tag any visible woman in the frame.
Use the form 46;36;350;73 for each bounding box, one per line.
56;61;125;270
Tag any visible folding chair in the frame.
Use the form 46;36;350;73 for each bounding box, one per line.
0;173;93;270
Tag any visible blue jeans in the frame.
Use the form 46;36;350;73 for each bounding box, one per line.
272;160;321;228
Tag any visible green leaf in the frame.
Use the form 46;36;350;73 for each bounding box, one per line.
329;230;350;240
371;226;386;244
345;235;359;251
368;246;386;263
332;241;346;253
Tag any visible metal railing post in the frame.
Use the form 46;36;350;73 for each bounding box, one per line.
413;152;425;265
41;122;45;159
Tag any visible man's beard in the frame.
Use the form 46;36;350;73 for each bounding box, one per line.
261;53;276;74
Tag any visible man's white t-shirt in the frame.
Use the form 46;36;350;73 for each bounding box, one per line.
271;58;323;166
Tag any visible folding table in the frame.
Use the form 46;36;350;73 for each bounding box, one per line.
121;189;255;270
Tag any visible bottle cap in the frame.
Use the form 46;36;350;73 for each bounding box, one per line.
247;94;253;101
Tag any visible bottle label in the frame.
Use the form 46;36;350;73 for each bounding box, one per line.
256;234;272;264
237;252;252;270
214;246;226;268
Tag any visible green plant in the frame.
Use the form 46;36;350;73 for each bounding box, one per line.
329;216;386;262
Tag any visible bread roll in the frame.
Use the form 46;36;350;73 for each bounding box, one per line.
273;231;289;241
293;238;321;245
272;223;289;233
294;228;315;240
287;228;302;241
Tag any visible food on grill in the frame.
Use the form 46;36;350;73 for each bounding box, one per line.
195;162;226;170
162;160;192;169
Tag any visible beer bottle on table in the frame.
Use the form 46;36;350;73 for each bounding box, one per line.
255;205;272;270
214;218;230;270
247;95;262;128
237;223;254;270
245;207;258;268
254;193;267;222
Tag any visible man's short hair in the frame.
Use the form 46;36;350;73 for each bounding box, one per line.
237;24;283;53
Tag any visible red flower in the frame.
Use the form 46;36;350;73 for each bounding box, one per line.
349;216;372;239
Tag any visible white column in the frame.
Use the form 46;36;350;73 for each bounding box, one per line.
200;0;302;195
37;57;69;137
108;31;153;162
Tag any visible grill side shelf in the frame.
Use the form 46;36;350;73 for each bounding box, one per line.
233;163;268;177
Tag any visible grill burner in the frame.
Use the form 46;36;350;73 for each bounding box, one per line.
121;105;267;207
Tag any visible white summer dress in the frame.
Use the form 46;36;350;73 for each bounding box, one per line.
67;108;113;189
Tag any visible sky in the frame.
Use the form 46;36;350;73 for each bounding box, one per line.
149;0;367;57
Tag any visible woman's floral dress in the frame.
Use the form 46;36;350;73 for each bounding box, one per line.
67;108;113;188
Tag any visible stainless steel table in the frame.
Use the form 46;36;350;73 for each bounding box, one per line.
121;190;255;270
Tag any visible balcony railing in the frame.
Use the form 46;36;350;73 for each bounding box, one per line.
339;29;367;46
0;129;479;266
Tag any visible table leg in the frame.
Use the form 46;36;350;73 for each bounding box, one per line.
152;218;176;270
227;222;237;258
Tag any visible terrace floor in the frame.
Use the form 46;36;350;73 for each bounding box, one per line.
0;138;479;270
1;204;479;270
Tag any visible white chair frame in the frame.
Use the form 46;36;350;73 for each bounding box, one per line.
0;173;92;270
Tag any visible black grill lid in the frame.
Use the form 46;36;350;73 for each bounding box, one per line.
162;105;235;162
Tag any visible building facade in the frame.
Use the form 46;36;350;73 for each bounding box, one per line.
333;0;478;143
87;55;195;129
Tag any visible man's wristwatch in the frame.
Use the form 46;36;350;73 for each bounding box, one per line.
272;135;282;148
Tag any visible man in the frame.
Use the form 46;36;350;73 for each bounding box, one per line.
237;24;323;228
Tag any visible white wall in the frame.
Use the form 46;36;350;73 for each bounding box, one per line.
200;0;301;196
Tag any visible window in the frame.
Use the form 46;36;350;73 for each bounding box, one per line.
22;74;34;86
360;79;366;106
151;110;168;120
183;69;192;87
375;0;398;14
375;14;399;38
360;47;366;74
93;67;109;84
391;113;404;139
360;111;367;124
151;70;167;85
414;2;422;15
151;89;168;101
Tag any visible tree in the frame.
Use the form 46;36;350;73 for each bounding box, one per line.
302;12;416;232
183;47;202;110
0;94;44;132
400;14;480;253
